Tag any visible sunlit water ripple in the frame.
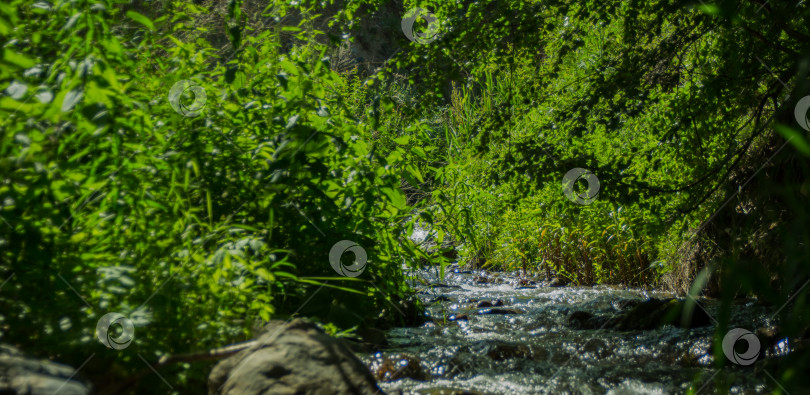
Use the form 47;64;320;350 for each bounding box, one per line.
361;267;775;394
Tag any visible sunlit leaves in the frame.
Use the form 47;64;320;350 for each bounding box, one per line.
0;1;419;392
1;48;35;69
125;11;154;31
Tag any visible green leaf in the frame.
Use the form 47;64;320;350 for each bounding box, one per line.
386;150;402;163
695;4;721;15
279;60;298;75
143;200;169;211
255;268;275;281
63;12;82;31
775;124;810;156
0;16;10;36
259;309;270;321
410;146;427;160
2;48;35;68
394;136;410;145
126;11;155;31
0;96;33;112
380;97;394;112
381;187;407;210
69;233;87;243
233;71;246;90
402;171;420;189
407;164;424;183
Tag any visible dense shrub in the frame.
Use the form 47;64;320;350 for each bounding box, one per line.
0;0;429;391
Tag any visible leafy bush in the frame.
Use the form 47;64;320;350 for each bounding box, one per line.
0;0;428;391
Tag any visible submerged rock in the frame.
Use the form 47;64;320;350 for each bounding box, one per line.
376;296;427;328
549;277;569;287
209;319;381;395
473;274;490;284
477;308;524;315
567;298;714;331
613;298;713;330
447;314;469;321
0;344;90;395
613;298;642;311
414;387;485;395
567;310;604;329
475;299;504;308
348;327;388;353
369;353;430;382
487;343;548;361
517;278;537;287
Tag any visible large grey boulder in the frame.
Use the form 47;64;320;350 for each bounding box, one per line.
0;343;90;395
209;319;382;395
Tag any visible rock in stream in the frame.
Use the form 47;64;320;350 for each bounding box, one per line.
209;319;381;395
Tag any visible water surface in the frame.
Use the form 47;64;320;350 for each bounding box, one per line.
362;267;777;394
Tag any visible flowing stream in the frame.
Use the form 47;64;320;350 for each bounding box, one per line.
361;266;781;394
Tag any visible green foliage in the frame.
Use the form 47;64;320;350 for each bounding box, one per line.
330;0;810;389
0;0;429;392
2;0;810;391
